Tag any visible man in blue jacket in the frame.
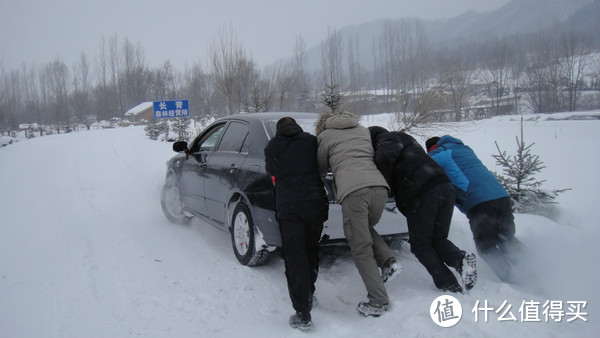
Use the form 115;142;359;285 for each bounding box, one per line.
426;135;523;283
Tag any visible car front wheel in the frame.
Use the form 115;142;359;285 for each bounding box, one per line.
160;174;192;225
230;201;270;266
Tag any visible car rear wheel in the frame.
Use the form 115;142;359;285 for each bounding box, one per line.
161;174;192;225
230;201;270;266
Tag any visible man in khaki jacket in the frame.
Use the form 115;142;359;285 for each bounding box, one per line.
316;111;400;317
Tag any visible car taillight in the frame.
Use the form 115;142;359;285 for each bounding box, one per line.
271;176;276;186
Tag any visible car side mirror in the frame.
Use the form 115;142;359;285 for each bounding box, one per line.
173;141;188;152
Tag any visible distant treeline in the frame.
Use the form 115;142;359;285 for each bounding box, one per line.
1;19;599;134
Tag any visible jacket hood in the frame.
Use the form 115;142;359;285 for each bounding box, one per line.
315;111;360;135
438;135;465;148
276;121;302;138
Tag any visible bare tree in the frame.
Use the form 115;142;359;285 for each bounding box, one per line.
209;25;257;115
3;70;22;129
44;58;70;133
0;64;13;132
480;39;514;115
347;35;362;96
387;19;436;131
93;37;113;121
71;52;92;129
152;60;178;100
523;32;562;113
390;82;446;132
595;53;600;107
376;21;400;99
261;63;291;111
509;46;527;114
292;35;315;112
22;65;43;130
409;20;432;107
108;34;124;116
121;38;149;109
559;30;589;112
182;62;213;119
320;28;343;91
437;54;473;121
234;56;258;113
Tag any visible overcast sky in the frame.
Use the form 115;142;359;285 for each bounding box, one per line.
0;0;510;71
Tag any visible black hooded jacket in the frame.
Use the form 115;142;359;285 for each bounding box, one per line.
369;126;450;213
264;121;329;221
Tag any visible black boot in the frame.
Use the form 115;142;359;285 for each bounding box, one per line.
289;311;312;330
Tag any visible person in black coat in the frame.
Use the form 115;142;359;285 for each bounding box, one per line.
264;117;329;330
368;126;477;293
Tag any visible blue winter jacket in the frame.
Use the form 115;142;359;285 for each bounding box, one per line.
428;135;508;213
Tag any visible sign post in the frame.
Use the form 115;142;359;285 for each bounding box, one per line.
153;100;190;119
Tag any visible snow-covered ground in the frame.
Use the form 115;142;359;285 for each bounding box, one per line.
1;112;598;337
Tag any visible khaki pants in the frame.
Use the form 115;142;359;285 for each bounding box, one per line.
341;186;394;305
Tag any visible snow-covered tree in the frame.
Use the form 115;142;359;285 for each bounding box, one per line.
493;117;569;214
144;120;168;141
172;117;190;141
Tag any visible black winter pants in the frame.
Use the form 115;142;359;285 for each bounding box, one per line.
406;183;464;290
279;213;324;313
467;197;523;283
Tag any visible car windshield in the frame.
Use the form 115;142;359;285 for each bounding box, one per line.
264;118;318;138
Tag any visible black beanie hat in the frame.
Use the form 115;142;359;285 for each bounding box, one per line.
425;137;440;152
276;116;297;130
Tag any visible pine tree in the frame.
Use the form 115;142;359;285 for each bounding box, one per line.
172;117;190;141
144;120;169;141
144;121;162;140
321;84;343;113
493;117;569;214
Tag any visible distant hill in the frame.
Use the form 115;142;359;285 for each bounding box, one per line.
428;0;592;43
567;0;600;44
300;0;595;70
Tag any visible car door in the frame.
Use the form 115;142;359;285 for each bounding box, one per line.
179;122;227;217
203;120;250;225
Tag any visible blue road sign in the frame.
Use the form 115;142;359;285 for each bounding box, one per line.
153;100;190;118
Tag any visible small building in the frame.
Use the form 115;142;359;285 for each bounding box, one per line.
125;102;154;124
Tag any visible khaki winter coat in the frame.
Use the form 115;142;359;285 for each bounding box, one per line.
315;112;389;203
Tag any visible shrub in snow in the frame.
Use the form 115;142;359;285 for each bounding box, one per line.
144;120;168;141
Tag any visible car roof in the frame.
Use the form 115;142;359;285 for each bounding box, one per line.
213;112;322;139
216;112;320;122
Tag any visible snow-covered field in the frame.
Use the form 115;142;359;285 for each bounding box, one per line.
1;112;598;337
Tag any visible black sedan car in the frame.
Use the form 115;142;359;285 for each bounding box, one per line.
161;112;408;266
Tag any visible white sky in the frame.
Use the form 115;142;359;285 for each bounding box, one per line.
0;0;510;71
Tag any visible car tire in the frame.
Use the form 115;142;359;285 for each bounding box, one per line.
160;173;192;225
230;201;270;266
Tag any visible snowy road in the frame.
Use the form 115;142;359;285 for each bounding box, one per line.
1;116;598;337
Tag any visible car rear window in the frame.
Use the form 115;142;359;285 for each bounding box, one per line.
264;118;317;138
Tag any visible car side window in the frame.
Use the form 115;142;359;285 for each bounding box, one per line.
216;121;249;153
190;123;226;154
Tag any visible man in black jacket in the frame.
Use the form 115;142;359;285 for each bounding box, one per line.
264;117;329;330
368;126;477;293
